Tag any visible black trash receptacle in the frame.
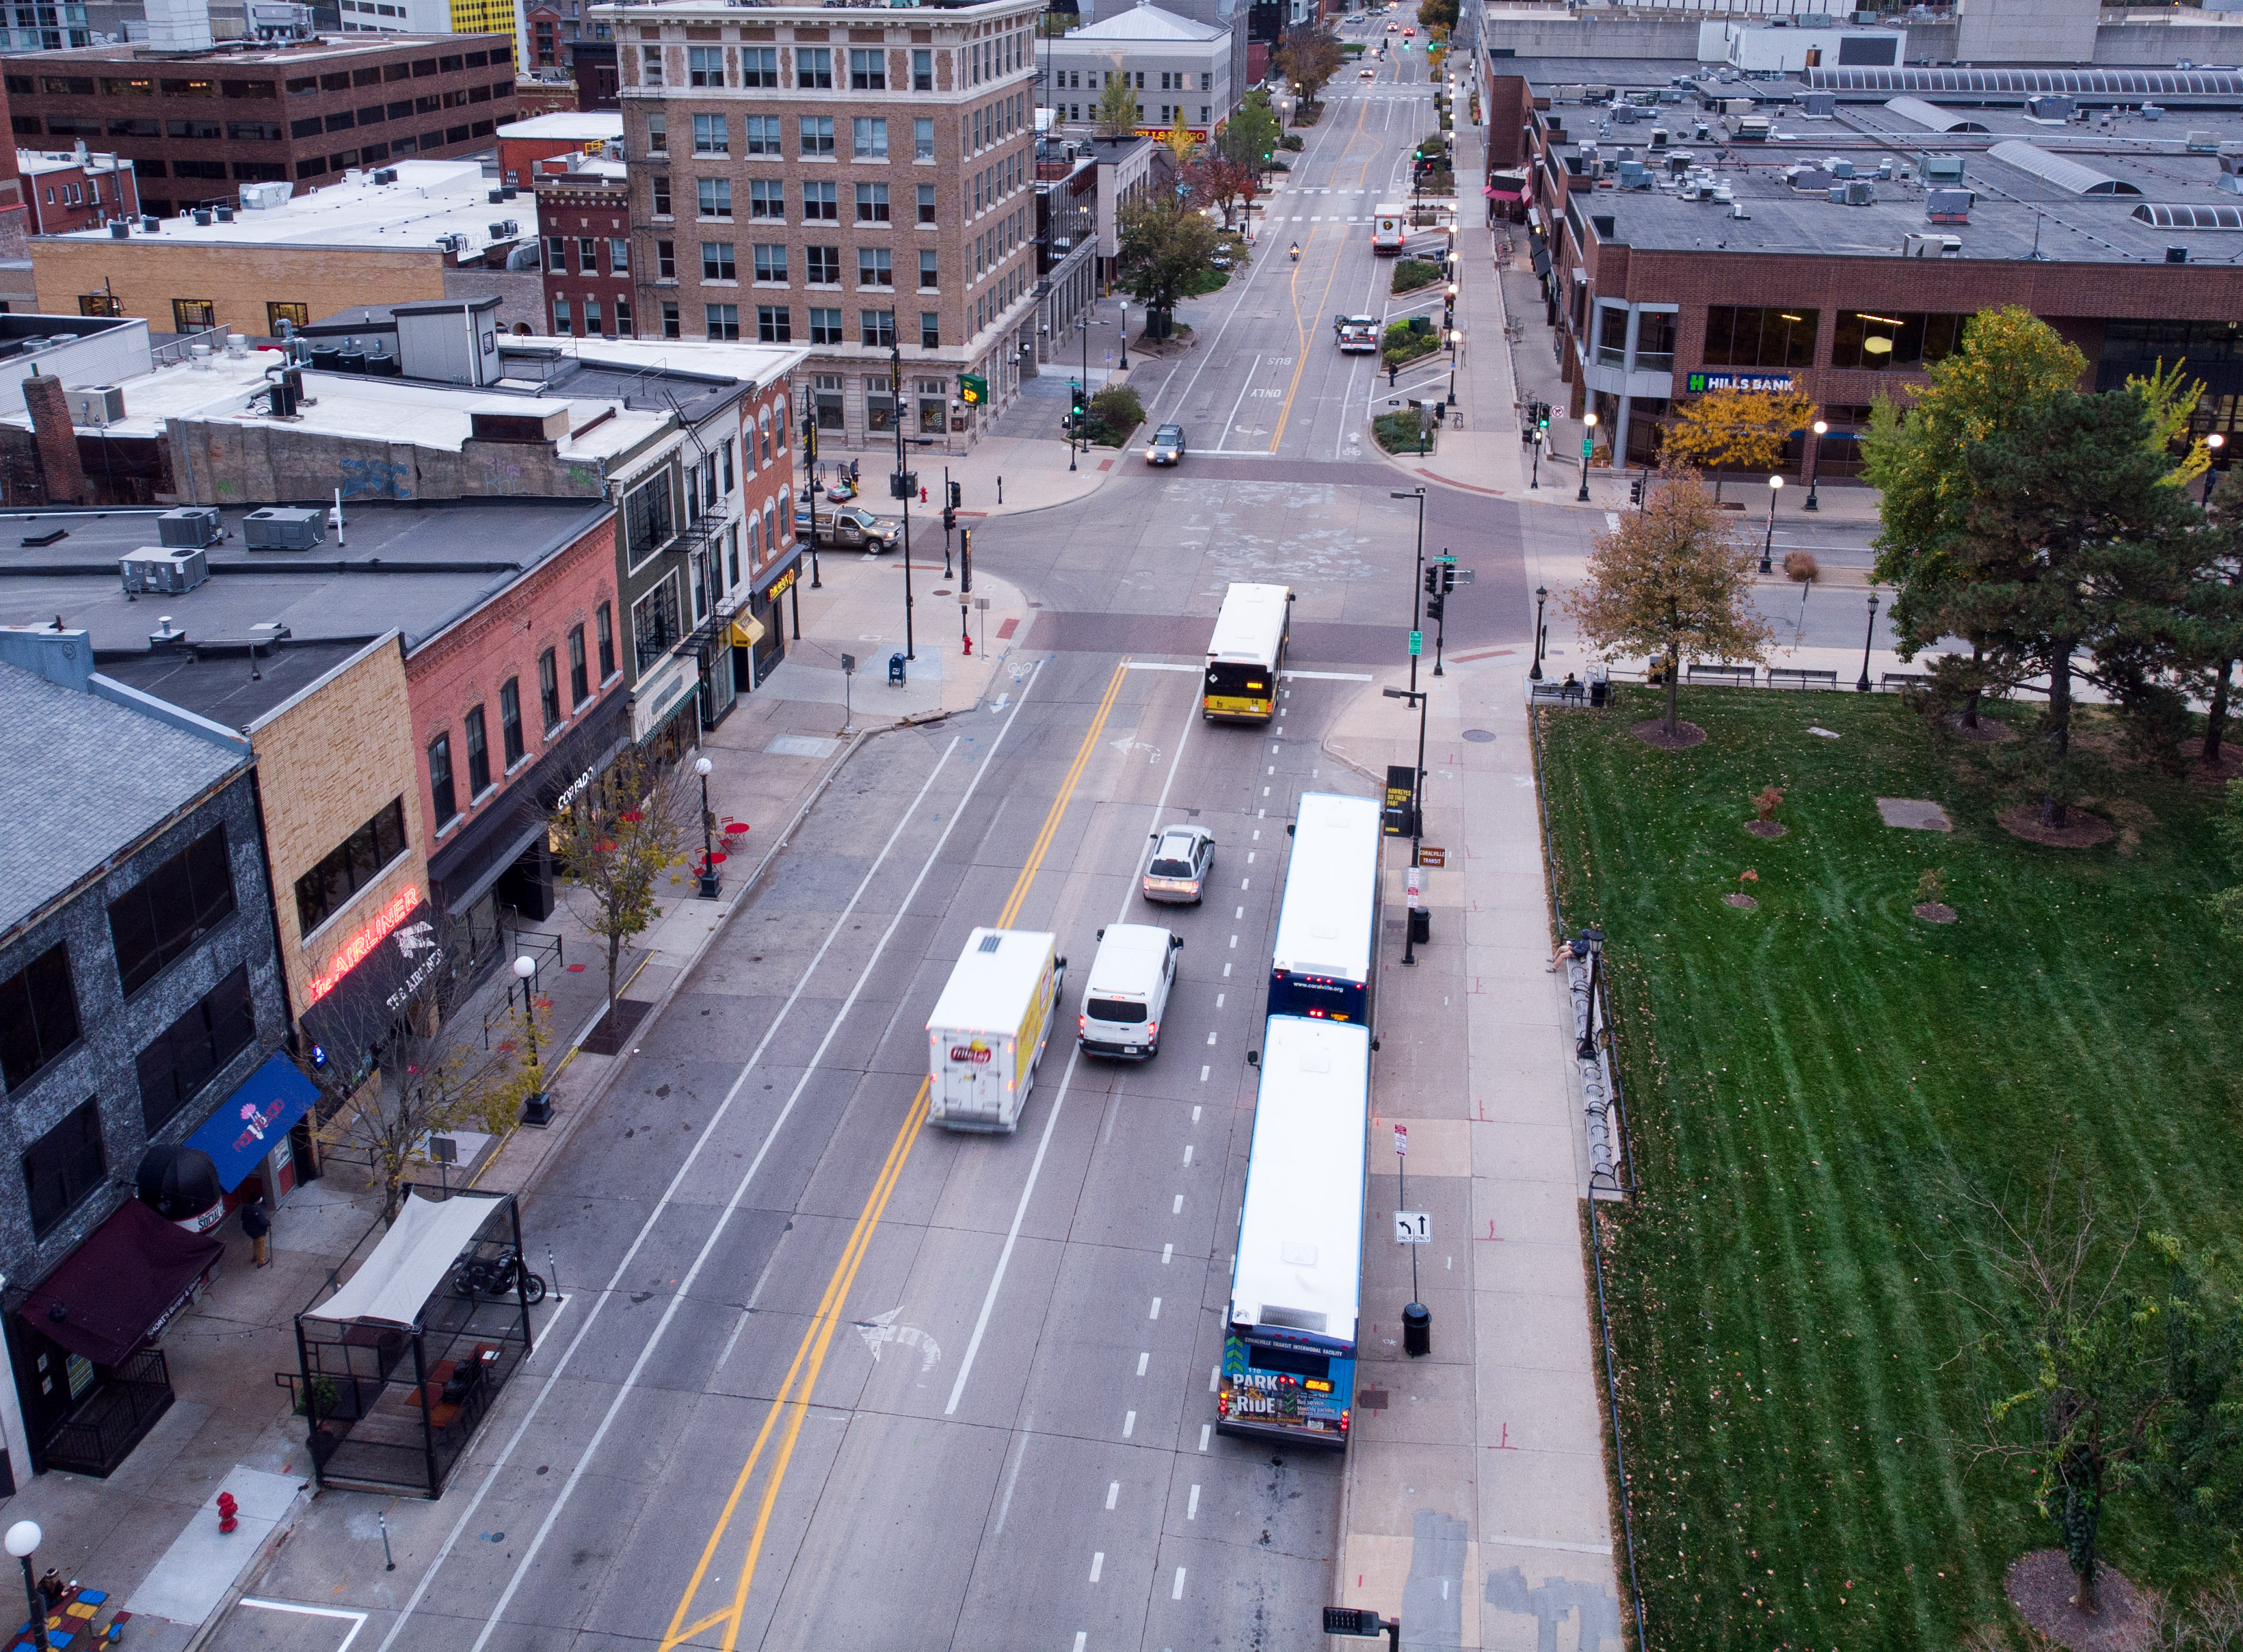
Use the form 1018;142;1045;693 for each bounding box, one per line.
1589;678;1609;708
1409;907;1431;945
1403;1301;1432;1358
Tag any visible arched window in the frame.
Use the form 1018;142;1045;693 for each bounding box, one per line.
758;408;772;468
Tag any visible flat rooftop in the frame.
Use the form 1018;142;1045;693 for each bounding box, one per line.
38;161;533;258
0;654;245;931
496;111;623;141
0;498;614;669
0;31;507;65
1515;58;2243;265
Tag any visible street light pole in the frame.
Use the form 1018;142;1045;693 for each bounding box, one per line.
891;343;914;661
1529;585;1548;680
693;755;718;897
1857;591;1880;692
1382;684;1430;875
1391;487;1426;693
1119;299;1128;370
1803;417;1827;511
1760;474;1783;574
2207;431;2227;508
7;1521;49;1652
1576;410;1597;503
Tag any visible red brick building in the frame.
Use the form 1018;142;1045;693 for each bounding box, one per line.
495;108;621;187
533;151;631;336
16;149;140;235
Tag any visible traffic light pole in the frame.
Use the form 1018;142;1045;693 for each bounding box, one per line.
1432;550;1450;678
942;464;954;576
1390;486;1426;694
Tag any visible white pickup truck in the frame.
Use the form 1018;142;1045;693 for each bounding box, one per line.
1333;314;1379;354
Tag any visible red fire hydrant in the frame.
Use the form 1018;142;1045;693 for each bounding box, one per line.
919;484;928;505
216;1492;239;1534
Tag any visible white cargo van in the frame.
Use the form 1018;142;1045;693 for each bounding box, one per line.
926;928;1064;1132
1077;923;1182;1060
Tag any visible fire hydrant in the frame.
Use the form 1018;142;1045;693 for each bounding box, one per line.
216;1492;239;1534
919;484;928;505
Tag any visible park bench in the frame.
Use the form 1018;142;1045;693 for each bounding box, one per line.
1881;671;1930;691
1766;667;1840;690
1684;663;1756;686
1527;680;1604;708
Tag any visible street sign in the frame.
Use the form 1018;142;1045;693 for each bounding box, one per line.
1580;436;1594;459
840;653;857;675
1408;630;1423;656
1382;764;1417;838
1394;1210;1431;1244
1324;1608;1388;1638
1456;569;1474;586
1419;847;1446;867
1393;1123;1407;1156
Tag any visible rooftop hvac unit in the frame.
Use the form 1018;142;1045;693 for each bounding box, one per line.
157;505;220;548
1926;188;1972;222
120;546;209;594
108;221;127;239
2167;245;2189;263
1829;156;1855;178
1829;179;1877;206
1902;232;1961;257
243;506;325;550
1800;91;1835;118
2187;130;2221;153
1617;160;1651;189
1924;154;1965;183
2221;153;2243;194
239;179;291;211
373;167;397;183
2142;102;2165;120
67;385;124;425
2026;94;2075;122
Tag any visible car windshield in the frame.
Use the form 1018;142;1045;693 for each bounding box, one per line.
1087;996;1147;1024
1149;857;1195;879
1156;428;1181;443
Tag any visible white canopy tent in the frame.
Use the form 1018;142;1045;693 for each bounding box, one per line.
304;1190;503;1328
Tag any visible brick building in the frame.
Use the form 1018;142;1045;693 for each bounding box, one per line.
532;146;629;336
611;0;1046;451
496;105;618;185
15;145;137;234
1;33;518;217
1489;57;2243;477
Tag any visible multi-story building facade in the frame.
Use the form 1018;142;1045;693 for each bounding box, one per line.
1047;3;1234;142
16;144;137;232
533;146;629;336
1;33;517;215
605;0;1044;451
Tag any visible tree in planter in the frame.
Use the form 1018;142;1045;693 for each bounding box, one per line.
1942;388;2210;827
1565;466;1773;741
1115;196;1220;331
549;747;695;1024
1183;151;1257;230
1087;384;1145;446
304;942;549;1222
1657;385;1819;503
1095;66;1139;139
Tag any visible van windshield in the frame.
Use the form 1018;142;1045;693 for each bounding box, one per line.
1087;996;1147;1023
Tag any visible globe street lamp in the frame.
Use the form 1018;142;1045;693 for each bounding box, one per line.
1577;410;1597;502
1804;417;1828;511
1857;589;1881;693
8;1521;50;1652
2208;431;2227;508
1760;473;1783;573
512;955;547;1126
1529;585;1548;681
1118;299;1129;371
694;754;719;898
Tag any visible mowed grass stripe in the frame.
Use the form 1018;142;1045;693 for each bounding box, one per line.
1542;685;2243;1649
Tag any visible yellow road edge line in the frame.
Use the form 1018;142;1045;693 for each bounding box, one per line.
658;658;1135;1648
1266;94;1375;455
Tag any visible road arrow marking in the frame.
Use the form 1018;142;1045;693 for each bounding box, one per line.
855;1306;942;1372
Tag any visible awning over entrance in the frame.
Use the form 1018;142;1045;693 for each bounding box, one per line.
19;1200;222;1366
304;1189;504;1329
185;1053;322;1192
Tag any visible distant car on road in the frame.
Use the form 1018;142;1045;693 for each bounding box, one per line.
1142;825;1215;904
1385;19;1398;28
1334;313;1379;352
1358;66;1375;78
1403;24;1416;34
1145;423;1189;466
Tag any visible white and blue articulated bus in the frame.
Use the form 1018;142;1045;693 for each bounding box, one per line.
1218;1013;1371;1448
1267;790;1382;1025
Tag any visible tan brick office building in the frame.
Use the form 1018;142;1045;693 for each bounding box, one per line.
606;0;1044;451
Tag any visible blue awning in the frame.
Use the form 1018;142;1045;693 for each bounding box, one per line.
185;1053;320;1192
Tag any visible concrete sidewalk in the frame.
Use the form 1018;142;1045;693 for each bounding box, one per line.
1322;652;1628;1652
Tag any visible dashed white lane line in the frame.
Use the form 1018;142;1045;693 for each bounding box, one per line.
1199;1423;1211;1451
1173;1567;1187;1600
1074;1634;1087;1652
1191;1104;1200;1122
1106;1481;1120;1510
1183;1145;1195;1166
1172;1194;1184;1213
1124;1410;1138;1437
1208;1364;1219;1392
1223;961;1231;976
1234;906;1244;919
1188;1484;1202;1520
1229;934;1237;948
1150;1297;1163;1318
1206;1028;1219;1044
1137;1351;1150;1376
1200;1064;1209;1082
1090;1552;1105;1582
1163;1242;1173;1264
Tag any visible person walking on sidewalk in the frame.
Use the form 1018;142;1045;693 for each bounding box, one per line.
241;1197;271;1268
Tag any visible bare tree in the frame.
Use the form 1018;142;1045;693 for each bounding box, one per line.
548;747;695;1023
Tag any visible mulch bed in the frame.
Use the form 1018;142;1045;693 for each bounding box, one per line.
580;998;652;1056
1997;805;2116;849
1913;902;1957;924
2189;737;2243;782
1723;893;1759;909
1632;719;1708;749
2005;1549;2149;1652
1946;713;2019;744
1744;821;1789;838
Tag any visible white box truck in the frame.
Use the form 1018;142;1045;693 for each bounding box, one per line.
1371;204;1407;254
926;927;1065;1132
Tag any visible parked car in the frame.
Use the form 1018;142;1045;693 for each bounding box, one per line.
1145;424;1189;466
795;502;901;552
1210;250;1235;269
1142;824;1214;903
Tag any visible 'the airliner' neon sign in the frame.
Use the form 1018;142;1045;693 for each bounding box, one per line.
304;885;422;1006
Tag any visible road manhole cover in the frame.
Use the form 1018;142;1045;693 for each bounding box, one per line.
1462;729;1498;743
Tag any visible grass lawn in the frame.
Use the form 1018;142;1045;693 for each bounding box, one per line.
1538;686;2243;1651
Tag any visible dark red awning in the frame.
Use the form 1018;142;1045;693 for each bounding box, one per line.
18;1199;222;1366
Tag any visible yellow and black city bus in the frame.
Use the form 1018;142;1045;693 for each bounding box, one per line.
1202;582;1292;722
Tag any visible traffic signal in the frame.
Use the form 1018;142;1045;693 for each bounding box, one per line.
1440;562;1457;596
1070;381;1086;416
1630;477;1645;505
948;480;962;510
1537;408;1552;434
943;505;957;532
1422;565;1440;597
1424;594;1444;622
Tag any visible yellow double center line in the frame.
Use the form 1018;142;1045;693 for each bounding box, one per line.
659;660;1134;1652
1266;92;1377;455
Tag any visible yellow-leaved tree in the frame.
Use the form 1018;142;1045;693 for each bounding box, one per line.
1658;386;1820;501
1565;466;1775;743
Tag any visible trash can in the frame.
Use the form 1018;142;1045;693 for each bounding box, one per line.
1589;678;1609;708
1403;1301;1432;1358
1409;907;1431;945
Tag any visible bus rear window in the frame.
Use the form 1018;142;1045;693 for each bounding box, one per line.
1247;1344;1331;1383
1206;661;1268;694
1087;996;1147;1023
